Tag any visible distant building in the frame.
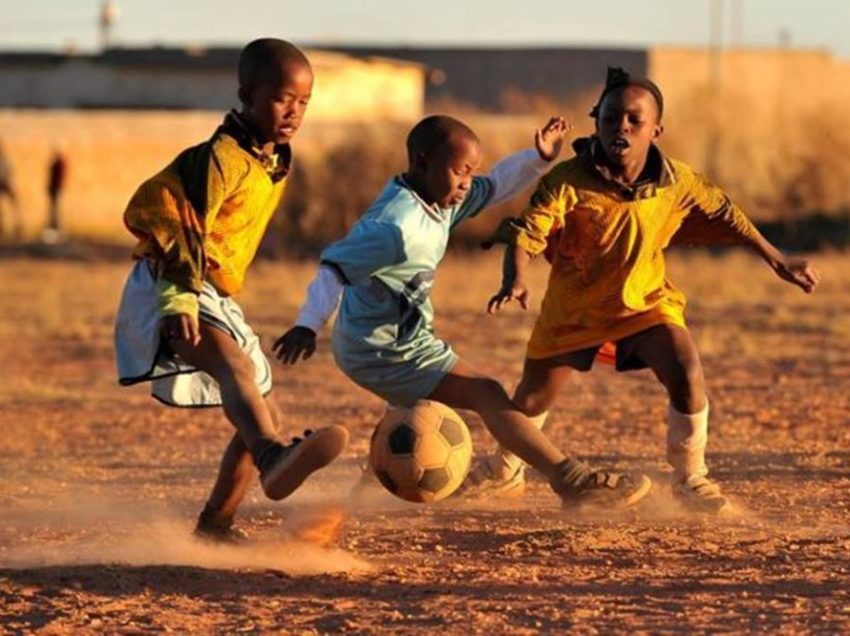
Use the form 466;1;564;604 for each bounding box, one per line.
317;44;850;114
3;43;849;121
314;45;649;111
0;46;426;122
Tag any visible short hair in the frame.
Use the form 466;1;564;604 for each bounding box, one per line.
406;115;479;163
238;38;311;91
590;67;664;122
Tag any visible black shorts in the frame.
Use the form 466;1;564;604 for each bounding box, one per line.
547;325;678;372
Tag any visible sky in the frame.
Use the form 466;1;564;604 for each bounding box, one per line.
1;0;848;59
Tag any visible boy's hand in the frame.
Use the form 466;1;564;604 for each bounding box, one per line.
487;280;531;314
160;313;201;346
773;258;820;293
273;326;317;364
535;117;572;162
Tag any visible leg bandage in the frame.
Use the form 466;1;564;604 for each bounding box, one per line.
666;402;709;480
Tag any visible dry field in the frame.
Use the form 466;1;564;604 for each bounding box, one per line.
1;248;849;634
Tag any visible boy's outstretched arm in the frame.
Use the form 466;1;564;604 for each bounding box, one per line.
745;231;821;293
486;117;571;206
453;117;572;226
535;117;569;162
488;244;533;314
482;168;573;314
674;169;820;294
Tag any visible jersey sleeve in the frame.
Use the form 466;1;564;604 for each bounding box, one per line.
123;138;246;297
319;220;405;285
294;265;344;332
513;170;578;256
672;168;759;247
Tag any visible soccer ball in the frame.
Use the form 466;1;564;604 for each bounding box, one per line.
369;400;473;503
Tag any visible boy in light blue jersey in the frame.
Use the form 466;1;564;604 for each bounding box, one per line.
275;115;653;509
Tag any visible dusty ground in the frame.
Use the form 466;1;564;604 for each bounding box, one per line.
1;249;848;634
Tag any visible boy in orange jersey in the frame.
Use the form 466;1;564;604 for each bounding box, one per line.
115;39;348;541
470;67;820;513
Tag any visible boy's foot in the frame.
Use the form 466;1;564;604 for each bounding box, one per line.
456;459;527;500
259;425;349;501
194;505;249;545
551;459;652;510
672;475;728;514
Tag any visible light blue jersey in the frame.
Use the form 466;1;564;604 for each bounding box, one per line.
295;149;550;406
322;175;494;406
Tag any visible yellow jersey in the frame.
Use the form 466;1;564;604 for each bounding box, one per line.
509;138;758;358
124;112;290;310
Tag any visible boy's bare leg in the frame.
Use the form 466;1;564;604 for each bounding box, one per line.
628;324;726;512
196;434;255;540
201;397;286;530
628;324;706;414
170;323;279;448
513;353;582;416
206;434;255;516
463;353;579;495
430;359;651;507
171;323;348;507
428;359;565;479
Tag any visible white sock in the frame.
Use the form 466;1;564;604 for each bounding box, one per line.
495;411;549;478
666;401;709;481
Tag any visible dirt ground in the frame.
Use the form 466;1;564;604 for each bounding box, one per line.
1;249;848;634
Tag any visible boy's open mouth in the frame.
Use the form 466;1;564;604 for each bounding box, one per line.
278;123;298;136
607;137;630;157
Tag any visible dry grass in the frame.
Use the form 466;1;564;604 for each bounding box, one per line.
3;106;850;251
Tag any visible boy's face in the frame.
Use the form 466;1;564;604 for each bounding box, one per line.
416;133;483;208
595;85;663;168
241;62;314;145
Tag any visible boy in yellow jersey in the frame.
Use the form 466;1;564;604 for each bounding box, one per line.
469;67;820;513
115;39;348;541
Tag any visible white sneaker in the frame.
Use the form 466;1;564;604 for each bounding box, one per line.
672;475;729;514
456;459;527;499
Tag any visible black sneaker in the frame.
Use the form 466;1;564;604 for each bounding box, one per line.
259;425;349;501
193;505;249;545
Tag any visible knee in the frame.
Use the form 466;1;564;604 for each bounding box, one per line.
513;379;553;418
512;391;549;418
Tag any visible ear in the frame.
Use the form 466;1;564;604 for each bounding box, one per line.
238;86;252;108
413;152;430;172
652;123;664;141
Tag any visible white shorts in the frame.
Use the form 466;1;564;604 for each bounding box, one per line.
114;260;272;407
